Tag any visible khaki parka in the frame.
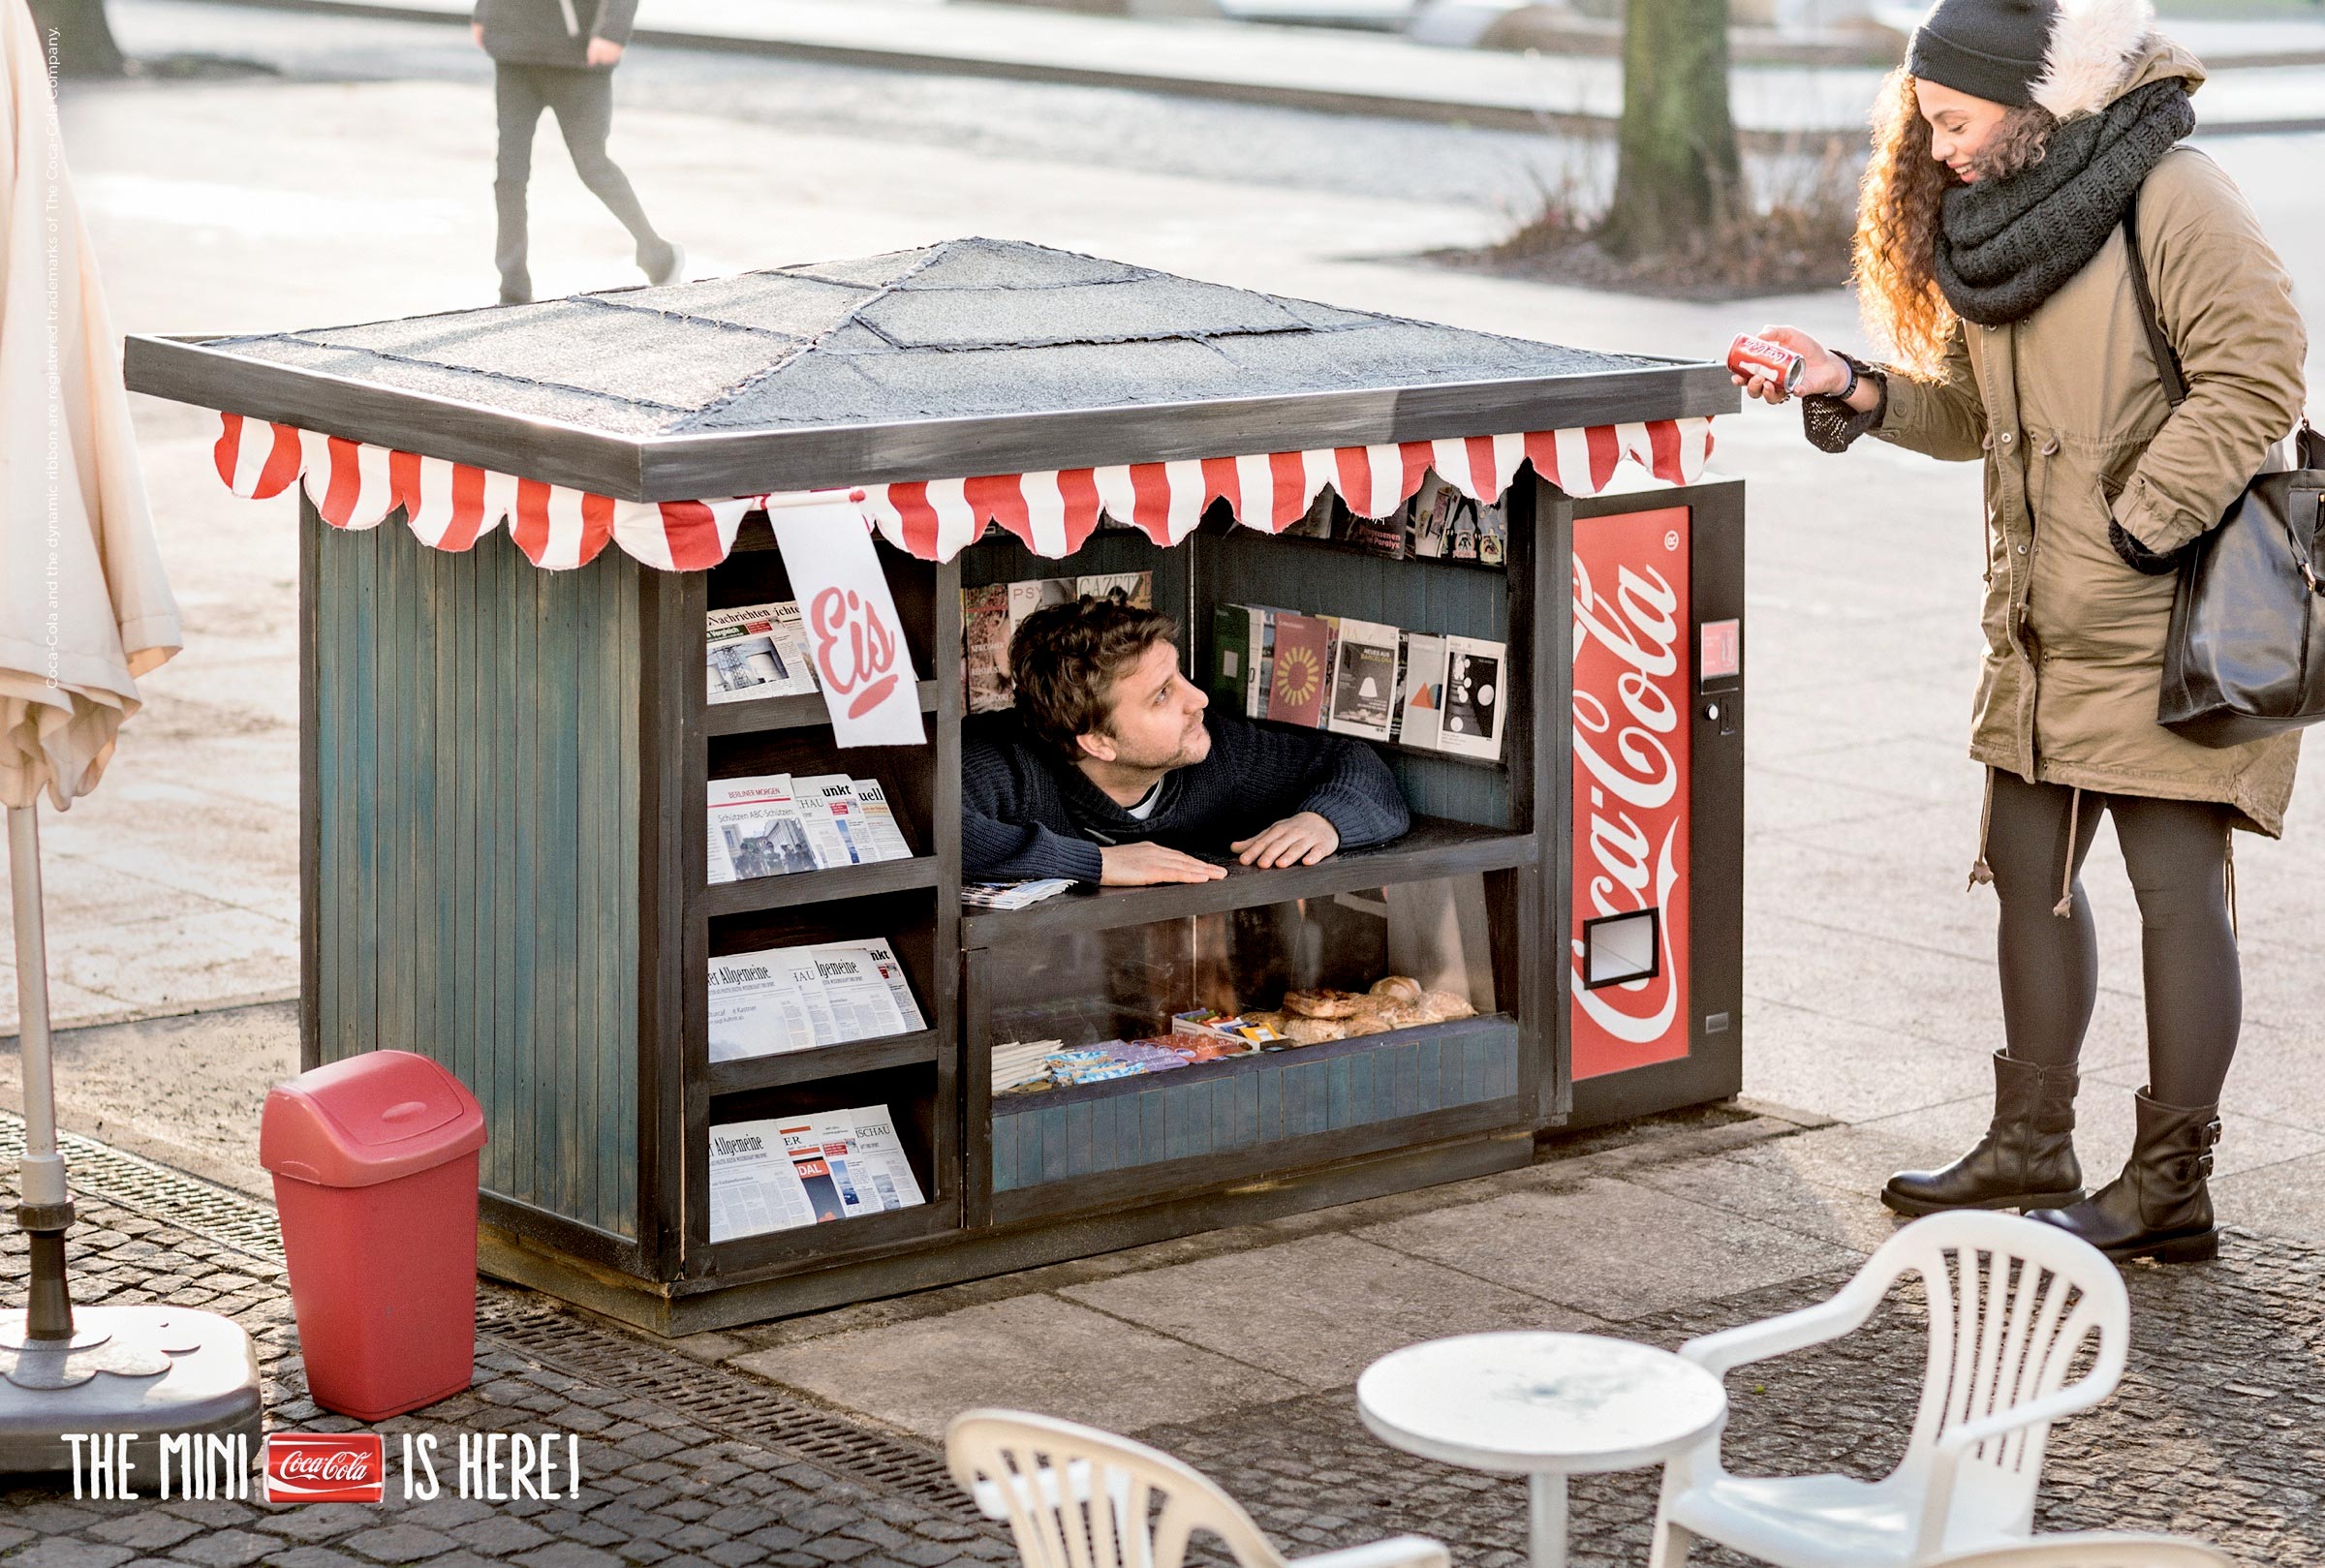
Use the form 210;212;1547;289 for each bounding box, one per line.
1872;40;2308;837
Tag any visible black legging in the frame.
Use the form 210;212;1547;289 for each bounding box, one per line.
1986;770;2240;1106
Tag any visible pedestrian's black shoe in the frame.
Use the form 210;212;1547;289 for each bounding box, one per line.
1880;1050;2084;1216
2029;1090;2221;1264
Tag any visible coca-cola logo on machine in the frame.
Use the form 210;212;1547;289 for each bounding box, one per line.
1571;507;1692;1080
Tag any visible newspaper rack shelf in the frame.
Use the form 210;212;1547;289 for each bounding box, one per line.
124;238;1744;1334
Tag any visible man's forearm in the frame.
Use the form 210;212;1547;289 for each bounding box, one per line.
962;812;1104;884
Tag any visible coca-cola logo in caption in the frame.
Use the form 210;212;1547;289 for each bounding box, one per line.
264;1434;387;1503
1570;507;1693;1081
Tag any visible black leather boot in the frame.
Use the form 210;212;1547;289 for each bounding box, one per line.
2029;1090;2221;1263
1881;1051;2084;1216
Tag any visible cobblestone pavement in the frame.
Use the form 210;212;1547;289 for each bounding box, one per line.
0;1119;1018;1568
6;1112;2322;1566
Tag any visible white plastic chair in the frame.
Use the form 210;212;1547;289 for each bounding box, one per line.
1648;1211;2131;1568
947;1409;1450;1568
1926;1534;2233;1567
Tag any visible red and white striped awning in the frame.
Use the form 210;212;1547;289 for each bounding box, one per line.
213;412;1715;571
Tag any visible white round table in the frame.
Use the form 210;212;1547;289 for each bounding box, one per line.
1356;1332;1727;1568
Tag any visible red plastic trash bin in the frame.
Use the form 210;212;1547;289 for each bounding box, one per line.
260;1050;488;1421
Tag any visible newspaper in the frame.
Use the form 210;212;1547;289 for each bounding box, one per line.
706;773;818;884
963;877;1073;910
706;946;835;1062
822;1105;927;1215
790;773;866;869
847;779;914;862
707;1120;818;1241
838;938;929;1031
705;601;818;704
810;945;909;1041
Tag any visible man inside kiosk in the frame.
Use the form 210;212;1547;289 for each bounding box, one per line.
965;598;1411;888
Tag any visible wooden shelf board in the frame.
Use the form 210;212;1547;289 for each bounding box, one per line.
704;1194;962;1273
1247;717;1507;773
706;1029;943;1095
705;855;940;917
962;815;1536;947
705;680;942;737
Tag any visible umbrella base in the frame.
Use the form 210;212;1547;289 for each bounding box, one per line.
0;1305;264;1472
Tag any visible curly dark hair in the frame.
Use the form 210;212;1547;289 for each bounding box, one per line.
1009;597;1180;762
1855;68;2058;377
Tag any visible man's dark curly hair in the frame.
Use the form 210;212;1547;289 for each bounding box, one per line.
1009;597;1179;762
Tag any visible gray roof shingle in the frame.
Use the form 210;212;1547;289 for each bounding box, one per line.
202;236;1666;442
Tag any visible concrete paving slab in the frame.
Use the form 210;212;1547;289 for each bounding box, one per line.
1723;1119;1960;1198
2211;1153;2325;1245
1058;1233;1590;1386
1736;999;1999;1124
1353;1175;1860;1320
1624;1150;1904;1255
730;1293;1306;1439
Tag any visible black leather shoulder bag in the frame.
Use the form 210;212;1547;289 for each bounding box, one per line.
2122;189;2325;749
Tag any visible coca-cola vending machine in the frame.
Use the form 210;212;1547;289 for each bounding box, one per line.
1562;480;1745;1127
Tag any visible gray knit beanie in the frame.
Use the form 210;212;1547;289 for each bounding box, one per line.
1909;0;2060;107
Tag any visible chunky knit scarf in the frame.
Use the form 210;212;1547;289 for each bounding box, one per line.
1934;77;2197;326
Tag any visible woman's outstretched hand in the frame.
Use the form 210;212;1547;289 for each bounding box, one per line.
1731;326;1852;404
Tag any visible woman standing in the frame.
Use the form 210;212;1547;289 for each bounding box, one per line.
1740;0;2307;1263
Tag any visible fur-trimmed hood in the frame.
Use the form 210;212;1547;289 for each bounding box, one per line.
2034;0;2205;120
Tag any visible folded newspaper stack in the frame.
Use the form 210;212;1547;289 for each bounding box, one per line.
708;773;914;883
708;1104;926;1242
708;939;928;1062
962;877;1073;911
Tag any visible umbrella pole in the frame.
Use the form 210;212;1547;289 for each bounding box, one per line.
7;804;76;1341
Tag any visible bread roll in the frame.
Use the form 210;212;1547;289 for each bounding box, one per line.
1284;988;1366;1019
1421;989;1478;1021
1369;975;1424;1003
1282;1015;1348;1044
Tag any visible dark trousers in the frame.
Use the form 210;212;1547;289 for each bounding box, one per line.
493;63;667;299
1986;769;2241;1105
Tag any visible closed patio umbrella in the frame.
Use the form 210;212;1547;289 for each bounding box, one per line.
0;0;260;1467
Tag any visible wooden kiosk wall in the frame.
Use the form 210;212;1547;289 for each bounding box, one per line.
300;473;1732;1335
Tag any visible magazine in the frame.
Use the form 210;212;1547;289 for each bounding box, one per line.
1439;634;1508;761
963;877;1074;910
1406;476;1457;559
1265;612;1331;727
1326;618;1400;741
1398;633;1447;752
707;1121;820;1242
705;601;817;704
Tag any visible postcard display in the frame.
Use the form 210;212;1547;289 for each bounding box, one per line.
130;241;1741;1332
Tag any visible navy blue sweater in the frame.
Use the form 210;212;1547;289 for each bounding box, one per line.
963;713;1411;884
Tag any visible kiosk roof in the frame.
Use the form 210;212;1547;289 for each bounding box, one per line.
127;237;1734;501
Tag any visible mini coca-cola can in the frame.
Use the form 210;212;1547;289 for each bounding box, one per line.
1727;334;1805;393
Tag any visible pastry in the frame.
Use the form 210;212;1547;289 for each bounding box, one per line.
1342;1015;1390;1036
1368;975;1424;1004
1282;1015;1348;1044
1421;989;1478;1021
1284;988;1366;1019
1370;1001;1435;1030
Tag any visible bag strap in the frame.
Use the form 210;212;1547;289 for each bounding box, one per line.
2122;187;2190;410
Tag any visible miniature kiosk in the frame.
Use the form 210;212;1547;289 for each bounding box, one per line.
126;239;1744;1334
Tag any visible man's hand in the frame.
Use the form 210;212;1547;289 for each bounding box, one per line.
472;20;484;46
1231;812;1339;869
586;36;624;65
1099;843;1227;887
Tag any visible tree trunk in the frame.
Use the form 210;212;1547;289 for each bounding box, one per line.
1600;0;1740;258
26;0;126;77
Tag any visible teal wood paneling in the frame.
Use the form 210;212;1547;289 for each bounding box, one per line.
992;1018;1520;1190
311;522;641;1239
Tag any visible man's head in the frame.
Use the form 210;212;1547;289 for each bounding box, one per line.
1010;597;1211;773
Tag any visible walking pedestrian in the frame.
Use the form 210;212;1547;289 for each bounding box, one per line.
471;0;683;305
1734;0;2308;1263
